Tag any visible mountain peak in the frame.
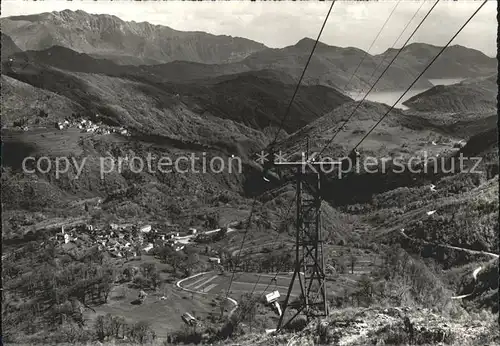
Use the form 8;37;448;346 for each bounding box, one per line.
379;42;493;65
293;37;329;50
405;42;441;49
52;9;130;24
292;38;364;56
296;37;316;45
1;10;267;65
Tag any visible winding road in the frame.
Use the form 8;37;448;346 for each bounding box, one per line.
399;228;499;260
174;223;239;315
176;226;237;245
177;204;499;313
176;272;239;315
399;228;498;300
368;195;498;300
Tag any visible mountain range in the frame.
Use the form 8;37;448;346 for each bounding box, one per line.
2;45;351;137
1;9;267;64
1;10;496;92
1;9;497;160
403;74;498;113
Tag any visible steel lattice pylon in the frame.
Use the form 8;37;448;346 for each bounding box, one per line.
276;164;328;330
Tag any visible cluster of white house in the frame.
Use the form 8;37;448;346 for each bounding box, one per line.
54;223;194;257
55;117;129;136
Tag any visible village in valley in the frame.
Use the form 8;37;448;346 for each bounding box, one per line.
53;221;226;262
55;115;130;136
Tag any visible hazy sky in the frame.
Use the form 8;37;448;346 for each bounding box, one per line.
1;0;496;57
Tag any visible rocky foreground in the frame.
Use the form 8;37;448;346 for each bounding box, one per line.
229;306;499;346
6;305;498;346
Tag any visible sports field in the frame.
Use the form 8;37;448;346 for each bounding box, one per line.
180;272;301;299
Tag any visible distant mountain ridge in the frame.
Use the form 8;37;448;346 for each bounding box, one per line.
2;10;496;93
3;46;351;134
1;10;495;136
1;9;267;65
8;45;133;76
403;75;497;113
232;38;495;92
380;42;497;79
175;69;352;132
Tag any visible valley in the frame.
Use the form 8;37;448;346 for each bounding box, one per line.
1;6;498;346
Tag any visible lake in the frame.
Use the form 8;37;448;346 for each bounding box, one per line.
428;78;466;86
348;78;466;110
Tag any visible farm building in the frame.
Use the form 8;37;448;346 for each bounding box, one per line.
181;312;197;326
140;225;152;233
